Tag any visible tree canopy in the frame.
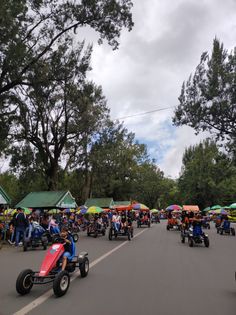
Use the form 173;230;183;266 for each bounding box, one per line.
173;38;236;158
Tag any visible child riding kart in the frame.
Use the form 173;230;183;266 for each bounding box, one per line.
23;220;48;251
16;227;89;297
87;215;106;238
217;217;235;236
166;216;181;231
187;215;209;247
137;211;151;228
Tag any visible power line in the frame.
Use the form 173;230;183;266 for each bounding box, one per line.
114;106;175;120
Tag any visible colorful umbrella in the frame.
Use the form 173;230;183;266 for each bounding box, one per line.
150;209;159;213
202;207;211;212
229;203;236;209
76;205;88;215
210;205;222;210
86;206;103;214
48;209;61;214
132;203;149;210
166;205;182;211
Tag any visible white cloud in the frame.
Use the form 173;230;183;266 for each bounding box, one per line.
88;0;236;177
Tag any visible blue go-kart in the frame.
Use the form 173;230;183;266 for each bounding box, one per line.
23;222;48;251
217;220;235;236
188;226;209;247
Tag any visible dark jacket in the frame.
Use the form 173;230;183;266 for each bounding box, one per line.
15;212;28;228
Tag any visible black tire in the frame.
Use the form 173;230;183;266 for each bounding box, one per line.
93;231;98;238
23;242;28;252
72;234;79;243
148;222;151;228
208;225;210;229
220;230;223;235
87;231;90;236
204;237;210;248
216;228;219;234
131;229;134;238
188;238;193;247
53;271;70;297
102;229;106;236
42;242;47;250
181;236;185;243
108;229;112;240
16;269;33;295
231;228;235;236
80;257;89;278
127;231;131;241
166;225;170;230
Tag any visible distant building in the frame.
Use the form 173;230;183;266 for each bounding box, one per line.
15;191;77;209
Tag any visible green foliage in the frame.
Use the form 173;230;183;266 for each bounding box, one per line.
178;140;236;209
173;38;236;156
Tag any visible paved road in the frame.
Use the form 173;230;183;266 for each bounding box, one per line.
1;221;236;315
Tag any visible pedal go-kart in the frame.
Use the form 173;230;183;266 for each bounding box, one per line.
151;215;160;224
23;222;48;251
16;237;89;297
108;222;133;241
166;218;181;231
187;227;209;247
87;222;106;238
217;221;235;236
137;214;151;228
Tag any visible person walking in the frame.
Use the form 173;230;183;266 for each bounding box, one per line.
15;207;29;247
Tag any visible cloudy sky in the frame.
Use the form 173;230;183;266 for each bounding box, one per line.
88;0;236;178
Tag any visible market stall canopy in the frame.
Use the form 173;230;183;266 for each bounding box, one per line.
182;205;200;212
114;201;132;211
15;191;77;209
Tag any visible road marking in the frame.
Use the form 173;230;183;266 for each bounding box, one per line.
13;228;147;315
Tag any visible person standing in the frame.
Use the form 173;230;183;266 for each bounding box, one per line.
15;207;29;247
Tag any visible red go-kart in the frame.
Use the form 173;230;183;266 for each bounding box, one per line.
16;238;89;297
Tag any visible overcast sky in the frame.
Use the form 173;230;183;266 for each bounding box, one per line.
88;0;236;178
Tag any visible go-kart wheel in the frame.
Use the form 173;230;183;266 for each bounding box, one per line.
231;228;235;236
216;228;219;234
166;225;170;230
148;222;151;228
87;231;90;236
188;238;193;247
93;231;98;238
220;230;223;235
131;229;134;238
53;271;70;297
102;229;106;236
204;237;210;247
108;229;112;240
23;242;28;252
72;233;79;243
16;269;33;295
80;257;89;278
181;235;185;243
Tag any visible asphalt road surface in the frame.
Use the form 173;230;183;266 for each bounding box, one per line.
0;221;236;315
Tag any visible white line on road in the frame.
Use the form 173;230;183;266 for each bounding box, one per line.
13;228;147;315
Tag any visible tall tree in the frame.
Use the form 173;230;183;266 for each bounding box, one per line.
173;38;236;158
7;42;109;190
